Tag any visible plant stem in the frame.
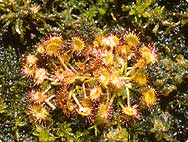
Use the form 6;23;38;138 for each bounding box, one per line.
123;57;128;75
126;87;130;107
118;101;124;109
71;92;83;109
109;93;116;105
45;95;56;110
82;83;87;98
57;55;69;70
42;86;51;95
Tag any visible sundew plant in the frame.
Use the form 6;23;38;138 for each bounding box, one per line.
22;31;158;126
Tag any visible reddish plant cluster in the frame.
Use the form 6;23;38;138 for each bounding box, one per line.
22;31;158;125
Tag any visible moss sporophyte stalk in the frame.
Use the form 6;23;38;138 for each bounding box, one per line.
22;31;158;125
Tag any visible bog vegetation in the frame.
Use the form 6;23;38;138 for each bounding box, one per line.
0;0;188;141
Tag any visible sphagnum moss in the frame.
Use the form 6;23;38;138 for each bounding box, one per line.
22;30;158;125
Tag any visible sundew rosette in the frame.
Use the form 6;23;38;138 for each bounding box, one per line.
22;31;158;125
